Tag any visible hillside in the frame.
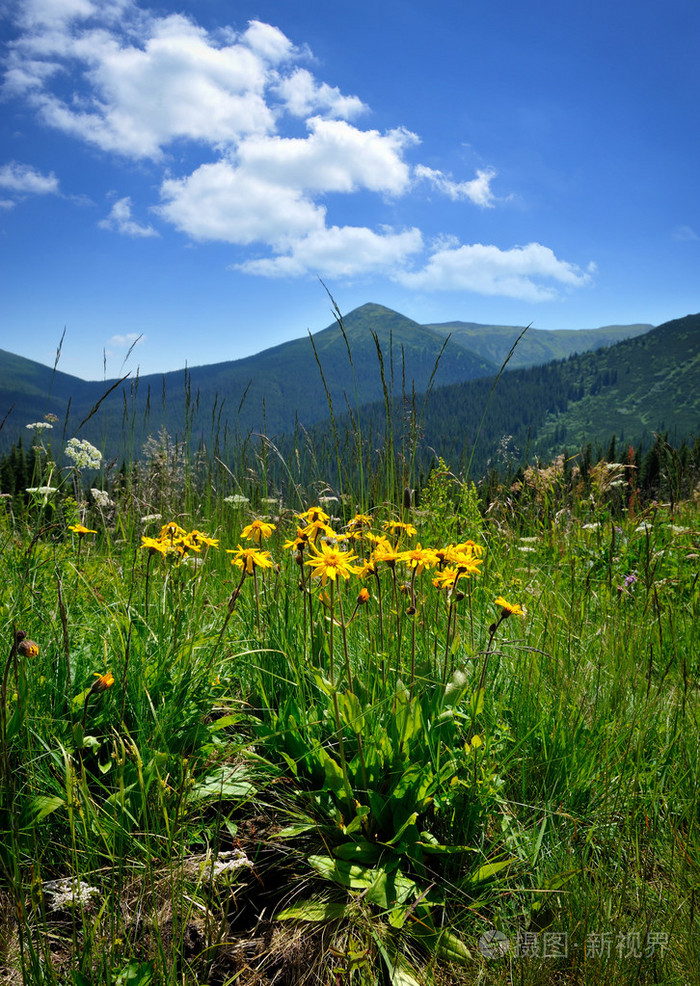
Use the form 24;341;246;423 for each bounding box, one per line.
0;303;664;470
296;313;700;482
422;319;652;369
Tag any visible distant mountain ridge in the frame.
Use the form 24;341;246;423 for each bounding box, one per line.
300;312;700;479
0;303;678;472
422;319;652;368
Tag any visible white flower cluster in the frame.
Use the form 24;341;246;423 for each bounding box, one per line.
183;849;254;884
65;438;102;471
224;494;250;506
25;486;57;495
26;421;53;431
42;878;100;911
91;488;113;508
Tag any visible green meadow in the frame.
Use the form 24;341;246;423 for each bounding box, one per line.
1;397;699;986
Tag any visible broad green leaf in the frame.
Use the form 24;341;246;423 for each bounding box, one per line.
434;928;473;964
318;749;347;798
443;669;468;709
334;838;381;865
467;858;514;884
277;900;349;922
209;714;243;731
277;821;317;838
343;803;370;835
189;769;255;803
469;688;485;718
23;795;65;826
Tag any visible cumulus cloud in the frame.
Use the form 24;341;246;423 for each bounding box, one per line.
99;196;158;237
396;242;594;301
274;68;366;119
237;225;424;278
414;165;497;207
157;163;326;245
236;119;417;195
3;2;595;299
0;161;60;196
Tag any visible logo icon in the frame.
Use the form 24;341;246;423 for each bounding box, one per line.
478;929;510;958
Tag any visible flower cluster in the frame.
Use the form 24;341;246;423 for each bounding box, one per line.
65;438;102;471
141;521;219;559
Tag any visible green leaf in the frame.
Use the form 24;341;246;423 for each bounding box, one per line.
467;858;515;884
334;838;381;865
209;714;243;732
277;900;349;922
277;821;317;839
469;688;485;718
189;768;255;804
434;928;473;964
114;960;154;986
342;803;370;835
23;795;65;826
318;749;347;799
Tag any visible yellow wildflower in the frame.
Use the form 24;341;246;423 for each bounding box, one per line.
188;530;219;549
371;540;401;568
283;527;309;551
241;519;276;543
347;513;373;530
397;543;439;574
141;535;171;556
68;523;97;536
227;545;274;574
16;632;39;658
301;518;335;543
305;542;360;585
297;506;331;524
91;671;115;693
383;520;417;539
159;522;187;543
494;596;524;618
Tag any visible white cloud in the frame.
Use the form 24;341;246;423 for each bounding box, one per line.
3;4;595;301
0;161;59;195
237;225;423;278
275;68;366;119
236;118;417;195
99;196;158;237
157;162;326;244
414;165;497;207
108;331;144;346
5;9;287;159
240;20;294;62
396;242;594;300
18;0;99;29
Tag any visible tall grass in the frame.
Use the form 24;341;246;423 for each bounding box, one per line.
0;337;699;986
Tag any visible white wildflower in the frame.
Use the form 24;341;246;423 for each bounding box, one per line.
65;438;102;471
26;486;57;495
183;849;254;884
224;494;249;506
91;488;113;508
42;879;100;911
26;422;53;431
140;513;162;523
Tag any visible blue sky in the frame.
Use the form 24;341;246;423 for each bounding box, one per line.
1;0;698;380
